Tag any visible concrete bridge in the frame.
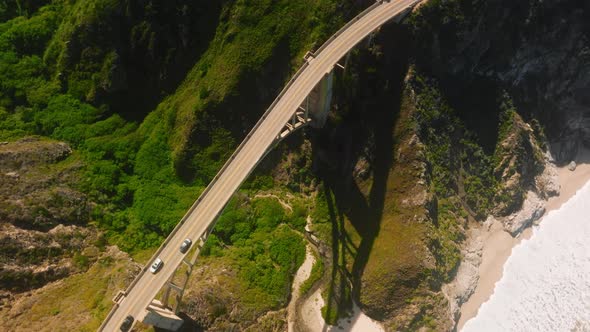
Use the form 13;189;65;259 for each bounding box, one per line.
99;0;420;330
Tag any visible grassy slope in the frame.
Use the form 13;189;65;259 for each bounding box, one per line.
308;90;443;329
0;248;139;332
304;5;523;326
359;92;432;322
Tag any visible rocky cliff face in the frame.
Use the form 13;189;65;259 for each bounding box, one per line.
412;0;590;162
0;138;96;302
0;138;87;230
405;1;588;329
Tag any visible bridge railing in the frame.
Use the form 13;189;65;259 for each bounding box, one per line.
313;0;384;56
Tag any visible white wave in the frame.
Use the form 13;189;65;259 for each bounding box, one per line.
462;181;590;332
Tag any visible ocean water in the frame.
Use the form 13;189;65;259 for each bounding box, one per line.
462;181;590;332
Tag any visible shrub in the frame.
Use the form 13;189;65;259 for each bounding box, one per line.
73;253;90;269
299;254;323;296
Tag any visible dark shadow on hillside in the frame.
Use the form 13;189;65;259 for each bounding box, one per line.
153;312;205;332
101;1;223;122
310;23;410;319
176;37;294;183
436;75;504;154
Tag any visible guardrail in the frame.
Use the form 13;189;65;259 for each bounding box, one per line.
314;1;383;55
97;303;119;331
98;0;423;329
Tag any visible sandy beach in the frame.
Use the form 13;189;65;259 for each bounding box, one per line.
299;287;384;332
457;150;590;330
288;245;314;332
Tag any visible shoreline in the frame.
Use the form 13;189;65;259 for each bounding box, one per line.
457;151;590;330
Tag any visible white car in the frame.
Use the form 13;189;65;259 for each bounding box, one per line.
149;258;163;274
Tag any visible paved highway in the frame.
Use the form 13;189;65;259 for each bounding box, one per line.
99;0;420;330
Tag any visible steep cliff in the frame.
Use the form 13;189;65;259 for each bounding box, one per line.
410;0;590;162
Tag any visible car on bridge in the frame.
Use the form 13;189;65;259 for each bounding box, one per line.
179;238;192;254
119;315;134;331
149;258;163;274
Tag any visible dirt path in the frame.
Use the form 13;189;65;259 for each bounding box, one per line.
254;193;293;212
287;245;315;332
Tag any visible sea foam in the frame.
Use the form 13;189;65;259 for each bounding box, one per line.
462;180;590;332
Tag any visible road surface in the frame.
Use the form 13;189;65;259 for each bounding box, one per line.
99;0;420;330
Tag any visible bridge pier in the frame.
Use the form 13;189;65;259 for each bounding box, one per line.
307;70;334;129
142;300;184;331
274;66;334;144
160;233;209;313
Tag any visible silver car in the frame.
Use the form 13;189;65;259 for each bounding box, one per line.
149;258;163;274
180;238;192;254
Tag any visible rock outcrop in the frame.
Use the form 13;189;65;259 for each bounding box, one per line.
502;191;545;235
0;138;94;296
0;137;88;231
535;157;560;197
0;137;71;170
442;225;485;323
493;112;545;215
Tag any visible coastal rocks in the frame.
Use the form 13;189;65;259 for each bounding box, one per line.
442;0;590;157
502;191;545;236
493;112;546;215
442;228;484;323
568;161;577;171
552;136;582;164
535;159;560;198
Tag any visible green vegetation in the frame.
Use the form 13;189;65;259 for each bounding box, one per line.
496;95;517;146
491;93;545;213
412;75;499;220
187;195;307;326
0;252;138;331
428;197;465;283
299;251;324;296
406;0;471;68
0;0;351;253
410;74;504;287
